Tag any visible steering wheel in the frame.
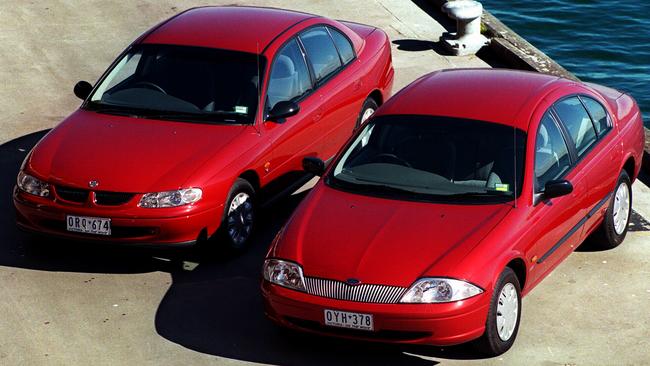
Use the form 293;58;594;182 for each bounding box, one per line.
133;81;167;94
372;153;412;167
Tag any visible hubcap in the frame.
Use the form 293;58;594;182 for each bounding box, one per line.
613;182;630;235
361;108;375;123
496;283;518;342
226;192;254;246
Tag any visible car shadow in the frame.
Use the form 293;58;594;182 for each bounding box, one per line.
154;190;487;365
1;131;486;364
0;130;179;274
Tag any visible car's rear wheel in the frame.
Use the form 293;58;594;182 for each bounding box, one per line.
591;170;632;249
475;267;521;356
355;97;379;130
220;178;256;251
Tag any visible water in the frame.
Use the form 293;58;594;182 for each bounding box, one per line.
486;0;650;127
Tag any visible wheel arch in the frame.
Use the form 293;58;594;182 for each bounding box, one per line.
368;89;383;106
622;155;636;181
239;170;261;192
505;257;527;292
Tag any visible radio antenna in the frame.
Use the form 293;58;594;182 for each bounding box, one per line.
256;42;262;134
513;125;517;208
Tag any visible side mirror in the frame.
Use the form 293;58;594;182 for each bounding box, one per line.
544;180;573;199
267;101;299;122
302;156;325;177
74;81;93;100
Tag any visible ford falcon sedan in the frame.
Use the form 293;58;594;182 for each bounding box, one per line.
262;69;644;355
13;6;394;249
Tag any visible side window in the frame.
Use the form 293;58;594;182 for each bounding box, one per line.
267;39;312;110
299;27;342;82
554;97;597;157
329;28;355;64
535;112;572;191
581;96;610;137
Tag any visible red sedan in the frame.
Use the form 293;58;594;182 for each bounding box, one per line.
262;69;645;355
13;6;394;249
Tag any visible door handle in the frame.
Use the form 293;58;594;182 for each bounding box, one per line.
354;80;362;91
313;107;323;122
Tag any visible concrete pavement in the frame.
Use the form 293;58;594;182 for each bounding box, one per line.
1;1;649;365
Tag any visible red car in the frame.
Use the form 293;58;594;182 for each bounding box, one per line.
262;69;645;355
13;6;393;249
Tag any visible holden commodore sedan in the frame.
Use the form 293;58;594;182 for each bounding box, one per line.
13;6;394;249
262;69;645;355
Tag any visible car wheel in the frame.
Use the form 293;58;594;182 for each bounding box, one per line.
591;170;632;249
476;267;521;356
221;178;256;251
355;97;379;130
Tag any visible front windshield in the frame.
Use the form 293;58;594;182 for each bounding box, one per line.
86;44;265;124
327;115;526;204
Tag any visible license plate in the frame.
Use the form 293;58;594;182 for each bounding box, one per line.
66;215;111;236
324;309;374;331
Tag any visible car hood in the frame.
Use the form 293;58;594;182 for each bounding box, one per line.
272;183;512;287
27;110;249;192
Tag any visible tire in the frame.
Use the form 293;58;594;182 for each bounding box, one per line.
475;267;522;356
591;170;632;249
355;97;379;130
219;178;256;251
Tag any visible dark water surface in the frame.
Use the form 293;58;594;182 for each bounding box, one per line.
486;0;649;126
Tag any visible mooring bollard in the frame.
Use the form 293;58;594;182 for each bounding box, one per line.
441;0;488;56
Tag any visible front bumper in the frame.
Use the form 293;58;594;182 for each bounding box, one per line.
13;187;222;245
261;280;489;346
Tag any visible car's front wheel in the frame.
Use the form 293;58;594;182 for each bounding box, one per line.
476;267;521;356
220;178;256;251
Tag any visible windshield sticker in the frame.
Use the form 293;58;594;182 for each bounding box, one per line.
235;106;249;114
495;183;510;192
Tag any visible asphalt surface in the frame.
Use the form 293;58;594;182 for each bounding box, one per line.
1;1;649;365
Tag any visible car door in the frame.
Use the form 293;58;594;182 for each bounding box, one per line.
526;109;589;286
575;95;622;236
299;26;361;160
262;37;323;180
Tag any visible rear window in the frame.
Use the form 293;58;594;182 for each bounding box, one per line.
581;96;610;137
329;28;355;64
554;97;597;157
300;27;342;82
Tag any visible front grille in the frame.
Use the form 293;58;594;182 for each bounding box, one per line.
55;186;134;206
95;192;135;206
304;277;408;304
285;317;431;341
56;186;89;203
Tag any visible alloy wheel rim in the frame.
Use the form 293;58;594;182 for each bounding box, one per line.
226;192;254;245
496;283;518;342
361;108;375;123
613;182;630;235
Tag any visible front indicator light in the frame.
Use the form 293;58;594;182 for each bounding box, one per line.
263;259;306;291
16;171;50;197
400;278;483;303
138;188;202;208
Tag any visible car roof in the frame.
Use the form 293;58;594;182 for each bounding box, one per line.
377;69;574;131
140;6;317;54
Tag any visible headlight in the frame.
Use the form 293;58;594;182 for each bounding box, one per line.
400;278;483;303
138;188;202;208
16;171;50;197
263;259;306;291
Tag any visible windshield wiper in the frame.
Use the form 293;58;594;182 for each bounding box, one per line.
444;191;511;198
147;111;245;123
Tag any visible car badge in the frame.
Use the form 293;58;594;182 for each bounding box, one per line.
346;278;361;286
88;180;99;188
